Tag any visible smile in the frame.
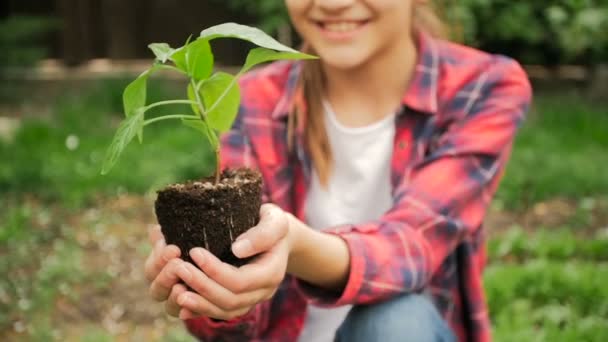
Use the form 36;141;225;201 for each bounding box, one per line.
321;21;366;32
313;20;370;39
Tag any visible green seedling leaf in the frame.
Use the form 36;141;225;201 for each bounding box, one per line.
122;66;160;142
200;22;298;53
123;71;149;118
171;47;187;71
241;47;317;74
181;118;207;134
123;70;148;143
186;38;214;81
201;72;240;133
101;110;144;175
170;35;193;73
148;43;174;63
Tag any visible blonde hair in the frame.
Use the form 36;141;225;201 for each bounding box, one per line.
294;3;446;186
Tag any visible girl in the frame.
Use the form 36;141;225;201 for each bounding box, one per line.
144;0;531;341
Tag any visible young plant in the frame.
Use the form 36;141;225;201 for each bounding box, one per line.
101;23;315;181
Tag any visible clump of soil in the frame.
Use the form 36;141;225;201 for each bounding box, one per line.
155;168;262;266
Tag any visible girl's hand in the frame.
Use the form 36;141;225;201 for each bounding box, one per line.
144;225;188;317
173;204;294;320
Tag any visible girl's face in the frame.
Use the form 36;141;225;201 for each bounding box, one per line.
285;0;419;70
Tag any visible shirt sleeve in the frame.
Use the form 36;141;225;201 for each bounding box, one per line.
296;57;532;306
183;106;272;341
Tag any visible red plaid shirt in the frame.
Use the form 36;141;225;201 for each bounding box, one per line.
185;33;532;341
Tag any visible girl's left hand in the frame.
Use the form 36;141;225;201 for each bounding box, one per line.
173;204;294;320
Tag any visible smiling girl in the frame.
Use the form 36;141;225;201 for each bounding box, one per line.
144;0;531;341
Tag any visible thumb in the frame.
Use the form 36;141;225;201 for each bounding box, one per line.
231;204;289;259
148;224;164;245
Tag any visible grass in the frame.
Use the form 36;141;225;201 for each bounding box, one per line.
0;78;215;209
1;81;607;340
496;94;608;210
485;227;608;341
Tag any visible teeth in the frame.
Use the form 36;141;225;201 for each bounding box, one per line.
324;22;360;32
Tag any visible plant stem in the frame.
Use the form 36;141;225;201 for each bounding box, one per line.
190;79;207;118
143;99;197;112
143;114;199;126
215;147;220;184
190;79;221;184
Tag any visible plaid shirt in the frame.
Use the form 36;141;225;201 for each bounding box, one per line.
185;33;532;342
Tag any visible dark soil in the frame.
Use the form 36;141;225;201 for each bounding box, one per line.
155;168;262;267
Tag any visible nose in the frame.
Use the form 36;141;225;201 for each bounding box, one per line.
314;0;356;12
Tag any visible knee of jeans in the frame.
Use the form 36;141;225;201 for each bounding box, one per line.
335;293;455;342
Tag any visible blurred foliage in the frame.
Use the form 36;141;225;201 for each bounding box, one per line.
444;0;608;65
0;15;57;102
216;0;288;34
0;15;57;70
221;0;608;65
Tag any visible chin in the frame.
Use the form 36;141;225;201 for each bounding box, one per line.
316;48;370;71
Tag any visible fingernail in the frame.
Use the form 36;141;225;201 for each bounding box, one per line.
190;248;205;264
179;264;192;282
232;239;252;257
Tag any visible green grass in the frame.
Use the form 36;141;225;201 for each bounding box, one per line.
485;225;608;341
496;95;608;210
488;225;608;262
0;78;214;208
486;258;608;341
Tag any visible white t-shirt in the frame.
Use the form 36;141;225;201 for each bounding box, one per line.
298;100;396;342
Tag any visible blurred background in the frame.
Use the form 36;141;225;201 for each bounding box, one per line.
1;0;607;341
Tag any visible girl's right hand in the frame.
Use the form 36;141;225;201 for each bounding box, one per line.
144;225;186;317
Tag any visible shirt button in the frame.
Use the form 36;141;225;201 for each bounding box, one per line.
398;141;408;150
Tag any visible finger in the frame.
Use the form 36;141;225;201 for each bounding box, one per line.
177;291;253;321
144;239;165;282
148;224;163;244
180;258;276;311
179;261;245;311
231;204;289;259
191;247;284;293
178;307;197;320
166;283;187;317
238;243;288;288
149;258;186;301
191;247;265;293
145;242;181;282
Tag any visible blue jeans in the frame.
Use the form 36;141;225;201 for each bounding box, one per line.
335;294;456;342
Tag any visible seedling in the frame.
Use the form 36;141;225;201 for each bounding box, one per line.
101;22;315;182
100;23;315;266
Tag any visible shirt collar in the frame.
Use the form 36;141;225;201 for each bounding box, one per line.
401;31;440;115
271;31;440;120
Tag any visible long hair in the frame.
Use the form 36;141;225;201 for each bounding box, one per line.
293;3;446;187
